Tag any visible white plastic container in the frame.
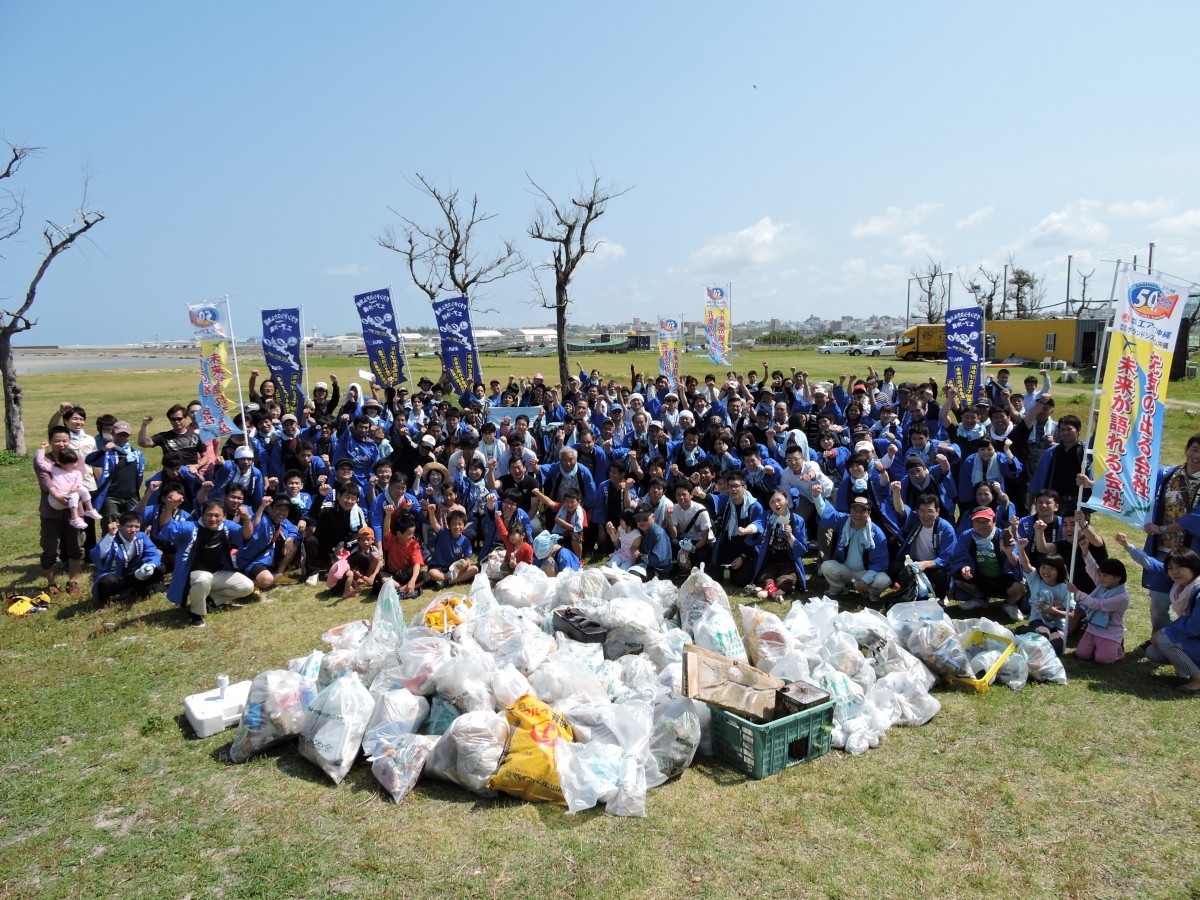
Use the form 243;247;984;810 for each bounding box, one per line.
184;679;252;738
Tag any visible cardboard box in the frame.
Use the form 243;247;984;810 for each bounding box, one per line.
682;644;784;723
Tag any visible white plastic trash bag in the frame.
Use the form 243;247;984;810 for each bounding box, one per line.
887;600;948;645
528;657;609;710
676;566;730;636
555;737;623;814
433;654;497;712
495;563;554;609
996;650;1029;691
692;605;748;662
322;619;370;650
427;710;510;796
298;672;374;785
1015;633;1068;684
361;688;430;758
396;635;459;695
877;672;941;726
490;663;532;707
644;697;701;788
905;620;972;679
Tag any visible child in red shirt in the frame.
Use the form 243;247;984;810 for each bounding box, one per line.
493;511;534;573
383;507;424;598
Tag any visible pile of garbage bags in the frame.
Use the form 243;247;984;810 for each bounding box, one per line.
218;565;1067;812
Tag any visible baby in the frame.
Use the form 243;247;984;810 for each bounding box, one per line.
42;447;102;529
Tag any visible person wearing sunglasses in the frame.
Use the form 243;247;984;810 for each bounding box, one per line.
138;404;203;466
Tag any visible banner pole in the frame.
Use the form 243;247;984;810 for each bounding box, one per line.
300;304;310;399
1069;260;1122;585
223;294;248;426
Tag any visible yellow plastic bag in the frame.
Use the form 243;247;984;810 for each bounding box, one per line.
486;693;573;803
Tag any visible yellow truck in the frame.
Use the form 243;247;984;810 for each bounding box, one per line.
896;318;1106;366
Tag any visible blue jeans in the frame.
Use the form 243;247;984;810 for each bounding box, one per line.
1149;589;1173;634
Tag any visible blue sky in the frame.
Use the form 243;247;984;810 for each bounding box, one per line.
3;2;1199;345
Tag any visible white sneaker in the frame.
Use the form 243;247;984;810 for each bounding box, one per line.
1002;603;1022;622
305;573;320;587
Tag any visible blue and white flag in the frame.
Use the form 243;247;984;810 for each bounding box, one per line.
945;305;985;404
260;307;305;413
353;288;407;387
433;295;483;394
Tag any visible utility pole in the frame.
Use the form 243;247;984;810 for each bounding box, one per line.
1065;254;1073;316
1001;263;1009;319
1148;242;1156;274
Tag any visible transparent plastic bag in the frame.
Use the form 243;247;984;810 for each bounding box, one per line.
905;620;972;678
228;669;306;763
676;565;730;636
996;649;1029;691
421;696;461;736
369;733;439;802
298;672;374;785
426;709;509;796
528;657;609;709
740;607;796;673
555;738;623;814
321;619;371;650
395;635;459;695
433;654;497;712
877;671;941;726
317;648;357;690
1015;633;1068;684
644;697;701;787
692;605;748;662
361;688;430;758
286;649;323;708
495;562;554;609
492;664;534;707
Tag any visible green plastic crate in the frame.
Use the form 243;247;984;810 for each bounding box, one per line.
709;699;835;779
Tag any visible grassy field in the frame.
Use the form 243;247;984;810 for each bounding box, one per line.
2;350;1200;899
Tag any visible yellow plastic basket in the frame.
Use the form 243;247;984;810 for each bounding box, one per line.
946;629;1016;694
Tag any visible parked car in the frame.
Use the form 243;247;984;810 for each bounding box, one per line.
858;339;896;356
817;340;854;354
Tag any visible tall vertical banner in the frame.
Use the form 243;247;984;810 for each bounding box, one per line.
657;316;682;390
432;295;483;394
260;307;304;413
945;304;985;403
1086;264;1190;527
187;301;242;441
705;286;731;365
353;288;406;386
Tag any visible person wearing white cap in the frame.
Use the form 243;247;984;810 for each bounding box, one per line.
209;445;266;509
310;376;340;417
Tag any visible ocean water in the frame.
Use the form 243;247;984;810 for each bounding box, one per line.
15;354;195;375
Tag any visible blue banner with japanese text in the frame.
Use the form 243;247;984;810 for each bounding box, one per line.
945;305;984;404
353;288;407;387
433;295;483;394
260;307;305;413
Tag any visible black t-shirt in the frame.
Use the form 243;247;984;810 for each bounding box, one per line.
107;456;141;500
1054;538;1108;594
153;430;202;465
191;526;229;573
499;473;538;515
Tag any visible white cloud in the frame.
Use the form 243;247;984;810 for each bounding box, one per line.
1108;198;1176;219
850;202;939;239
955;206;994;230
895;232;937;259
841;258;868;275
688;217;805;271
591;240;626;263
1023;199;1108;247
322;263;370;277
1150;208;1200;238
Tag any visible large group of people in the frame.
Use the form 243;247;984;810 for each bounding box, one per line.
28;360;1200;693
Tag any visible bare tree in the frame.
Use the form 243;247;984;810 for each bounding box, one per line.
377;174;524;310
1007;253;1046;319
1;143;104;454
527;173;629;387
911;257;949;324
1074;267;1102;316
961;264;1002;320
